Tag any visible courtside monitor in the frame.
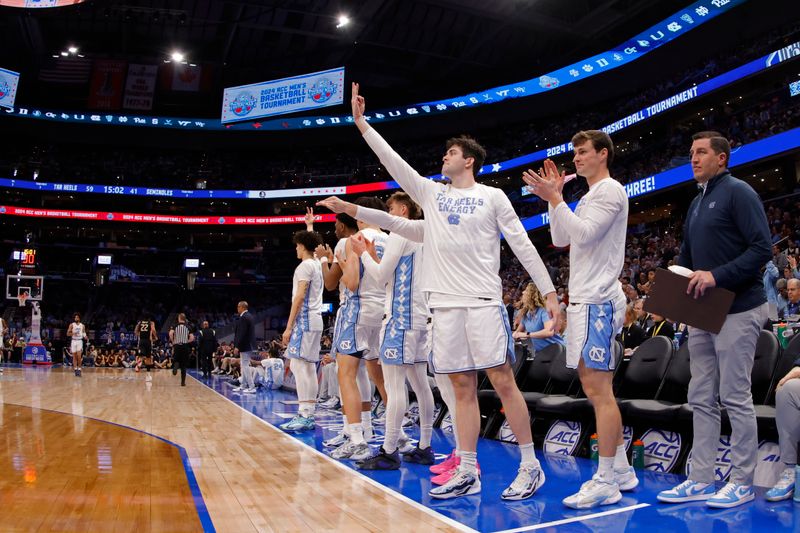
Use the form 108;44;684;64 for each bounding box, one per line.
96;255;112;265
184;258;200;269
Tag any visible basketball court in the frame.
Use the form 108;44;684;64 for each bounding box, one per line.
0;364;794;532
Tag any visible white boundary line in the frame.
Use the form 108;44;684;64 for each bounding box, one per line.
491;503;651;533
196;377;479;533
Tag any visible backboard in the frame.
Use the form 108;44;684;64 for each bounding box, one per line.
5;274;44;301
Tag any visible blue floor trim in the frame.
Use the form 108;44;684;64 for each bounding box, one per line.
4;397;216;533
191;371;800;532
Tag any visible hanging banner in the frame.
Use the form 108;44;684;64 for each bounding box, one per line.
0;67;19;110
221;67;345;124
123;64;157;111
172;63;201;92
88;59;127;110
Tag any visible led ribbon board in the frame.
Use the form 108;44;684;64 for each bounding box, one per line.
2;39;797;201
0;128;797;226
3;0;745;131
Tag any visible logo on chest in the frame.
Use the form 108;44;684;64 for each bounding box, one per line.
448;214;460;225
708;201;716;209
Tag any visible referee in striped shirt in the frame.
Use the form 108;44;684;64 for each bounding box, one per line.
170;314;194;387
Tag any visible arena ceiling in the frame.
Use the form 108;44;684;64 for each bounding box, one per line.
3;0;694;104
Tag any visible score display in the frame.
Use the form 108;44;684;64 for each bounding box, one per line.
12;248;37;266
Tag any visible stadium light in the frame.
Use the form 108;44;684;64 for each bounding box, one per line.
336;15;350;28
68;46;78;54
171;51;185;62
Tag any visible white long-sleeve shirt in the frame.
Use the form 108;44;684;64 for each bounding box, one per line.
340;227;388;326
362;127;554;307
361;231;428;330
548;177;628;304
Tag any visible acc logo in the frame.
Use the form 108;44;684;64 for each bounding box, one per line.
588;346;606;363
623;425;634;451
755;440;783;488
447;214;460;225
0;78;8;101
1;206;7;213
538;75;559;89
641;428;681;472
339;340;352;350
31;346;39;355
230;92;257;117
218;217;226;224
383;348;399;360
441;413;454;433
685;435;733;481
544;420;582;455
310;78;336;103
498;420;518;443
106;213;114;220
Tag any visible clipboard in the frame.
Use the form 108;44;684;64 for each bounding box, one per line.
643;268;735;334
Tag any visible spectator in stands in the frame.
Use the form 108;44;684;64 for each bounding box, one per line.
618;303;646;355
633;299;652;330
766;361;800;501
645;313;675;340
785;279;800;317
512;283;565;355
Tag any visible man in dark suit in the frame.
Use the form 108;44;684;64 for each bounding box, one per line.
232;301;258;393
198;320;218;379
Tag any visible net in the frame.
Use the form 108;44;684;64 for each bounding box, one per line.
17;292;28;307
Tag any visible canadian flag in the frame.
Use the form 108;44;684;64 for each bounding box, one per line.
172;64;201;92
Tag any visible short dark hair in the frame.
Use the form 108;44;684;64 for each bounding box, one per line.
446;136;486;177
571;130;615;166
387;192;422;220
293;230;324;253
354;196;387;212
691;131;731;165
73;313;80;319
335;212;358;231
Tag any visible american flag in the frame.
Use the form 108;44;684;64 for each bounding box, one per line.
38;57;92;84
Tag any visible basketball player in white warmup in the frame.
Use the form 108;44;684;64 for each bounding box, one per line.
347;83;559;500
330;198;394;461
523;130;637;509
280;230;325;432
317;195;469;484
349;192;437;469
67;313;87;377
313;212;379;450
0;316;7;373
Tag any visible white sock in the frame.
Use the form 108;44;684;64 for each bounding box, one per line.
300;403;315;418
458;450;478;474
348;423;365;445
519;443;539;467
614;444;629;471
409;363;435;450
361;411;373;439
597;456;615;483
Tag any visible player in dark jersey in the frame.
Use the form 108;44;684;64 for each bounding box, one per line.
134;317;158;382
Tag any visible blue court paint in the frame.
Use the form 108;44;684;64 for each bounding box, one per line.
195;371;796;532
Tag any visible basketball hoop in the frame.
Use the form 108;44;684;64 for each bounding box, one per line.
17;292;28;307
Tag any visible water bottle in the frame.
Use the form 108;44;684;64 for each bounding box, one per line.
632;440;645;470
778;323;790;350
590;433;599;461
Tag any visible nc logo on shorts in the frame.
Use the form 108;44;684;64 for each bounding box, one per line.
641;428;681;473
288;345;297;354
383;348;399;360
447;214;460;225
588;346;606;363
339;340;352;350
544;420;581;456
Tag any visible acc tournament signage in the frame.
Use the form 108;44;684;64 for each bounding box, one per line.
640;429;682;473
221;67;345;124
685;435;733;481
0;67;20;110
544;420;582;455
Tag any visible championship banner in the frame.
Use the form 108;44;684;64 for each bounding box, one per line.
0;67;19;110
88;59;127;110
221;67;345;124
123;64;157;111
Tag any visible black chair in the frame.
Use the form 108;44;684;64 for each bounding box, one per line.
522;343;574;411
755;332;799;432
620;339;691;425
479;343;560;437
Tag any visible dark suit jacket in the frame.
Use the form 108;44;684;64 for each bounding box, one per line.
198;327;218;354
233;311;256;352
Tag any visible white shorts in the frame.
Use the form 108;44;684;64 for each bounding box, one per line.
335;321;381;360
285;328;322;363
379;318;429;366
430;304;514;374
566;296;625;371
70;340;84;353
